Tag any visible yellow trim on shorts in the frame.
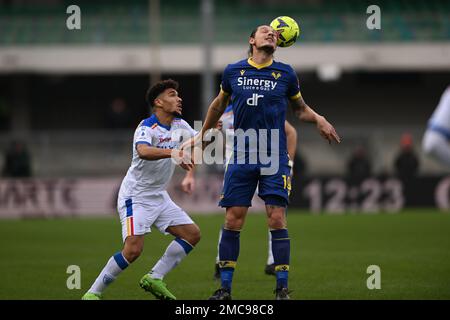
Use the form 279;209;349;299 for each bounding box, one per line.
126;217;133;237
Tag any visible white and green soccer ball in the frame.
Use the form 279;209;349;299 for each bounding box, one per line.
270;16;300;48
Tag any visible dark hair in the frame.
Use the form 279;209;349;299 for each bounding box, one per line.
145;79;179;107
248;27;258;57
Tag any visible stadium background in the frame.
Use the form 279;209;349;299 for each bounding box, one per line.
0;0;449;300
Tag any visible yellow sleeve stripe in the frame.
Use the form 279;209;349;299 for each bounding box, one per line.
289;91;302;101
220;85;230;96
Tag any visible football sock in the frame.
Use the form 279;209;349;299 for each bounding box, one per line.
215;227;223;263
88;251;129;295
271;229;290;289
218;228;240;292
150;238;193;279
267;229;274;265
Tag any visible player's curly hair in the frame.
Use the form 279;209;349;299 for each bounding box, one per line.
146;79;179;107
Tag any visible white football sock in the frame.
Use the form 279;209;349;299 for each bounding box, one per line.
88;252;129;295
216;228;223;263
267;230;274;265
150;238;193;279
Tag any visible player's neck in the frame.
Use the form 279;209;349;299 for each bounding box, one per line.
250;51;273;67
154;111;174;127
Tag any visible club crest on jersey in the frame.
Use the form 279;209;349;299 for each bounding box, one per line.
240;70;245;76
272;72;281;80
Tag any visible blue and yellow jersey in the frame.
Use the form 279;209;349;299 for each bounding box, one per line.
220;58;301;158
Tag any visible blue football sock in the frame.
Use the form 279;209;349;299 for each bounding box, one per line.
271;229;290;289
218;228;240;292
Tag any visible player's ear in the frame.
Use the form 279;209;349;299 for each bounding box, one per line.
249;37;256;46
153;97;163;107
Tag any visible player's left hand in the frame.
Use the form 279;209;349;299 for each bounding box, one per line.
181;174;195;194
173;149;194;170
317;117;341;144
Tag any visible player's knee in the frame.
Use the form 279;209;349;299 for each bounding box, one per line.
423;130;447;156
422;133;434;155
186;225;201;246
123;241;143;262
225;215;244;230
268;213;286;229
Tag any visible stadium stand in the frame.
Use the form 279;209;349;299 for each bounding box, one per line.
0;0;449;45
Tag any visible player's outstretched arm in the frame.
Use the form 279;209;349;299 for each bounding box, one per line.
181;91;229;152
290;96;341;144
136;144;173;160
136;144;193;170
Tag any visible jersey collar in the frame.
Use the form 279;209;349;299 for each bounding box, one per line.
150;114;171;130
247;57;273;69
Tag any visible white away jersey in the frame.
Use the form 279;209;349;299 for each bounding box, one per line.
118;114;197;198
220;104;234;163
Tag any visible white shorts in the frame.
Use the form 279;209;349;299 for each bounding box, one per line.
117;191;194;242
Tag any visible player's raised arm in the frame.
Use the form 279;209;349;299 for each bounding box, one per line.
201;90;230;138
290;96;341;144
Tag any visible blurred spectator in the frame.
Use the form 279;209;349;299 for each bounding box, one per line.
105;98;132;129
394;133;419;181
347;145;372;185
2;140;32;177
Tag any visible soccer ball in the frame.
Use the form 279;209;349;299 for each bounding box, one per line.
270;16;300;48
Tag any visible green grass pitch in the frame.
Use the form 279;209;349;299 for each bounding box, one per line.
0;209;449;300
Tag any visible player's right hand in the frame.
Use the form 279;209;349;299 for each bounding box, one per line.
317;117;341;144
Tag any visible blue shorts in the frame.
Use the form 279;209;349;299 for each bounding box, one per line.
219;154;292;208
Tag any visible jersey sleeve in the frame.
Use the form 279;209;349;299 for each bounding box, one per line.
179;119;198;137
286;66;302;101
172;120;198;148
220;64;233;96
134;124;155;147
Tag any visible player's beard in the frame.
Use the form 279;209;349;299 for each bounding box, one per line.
172;111;182;117
258;44;275;55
